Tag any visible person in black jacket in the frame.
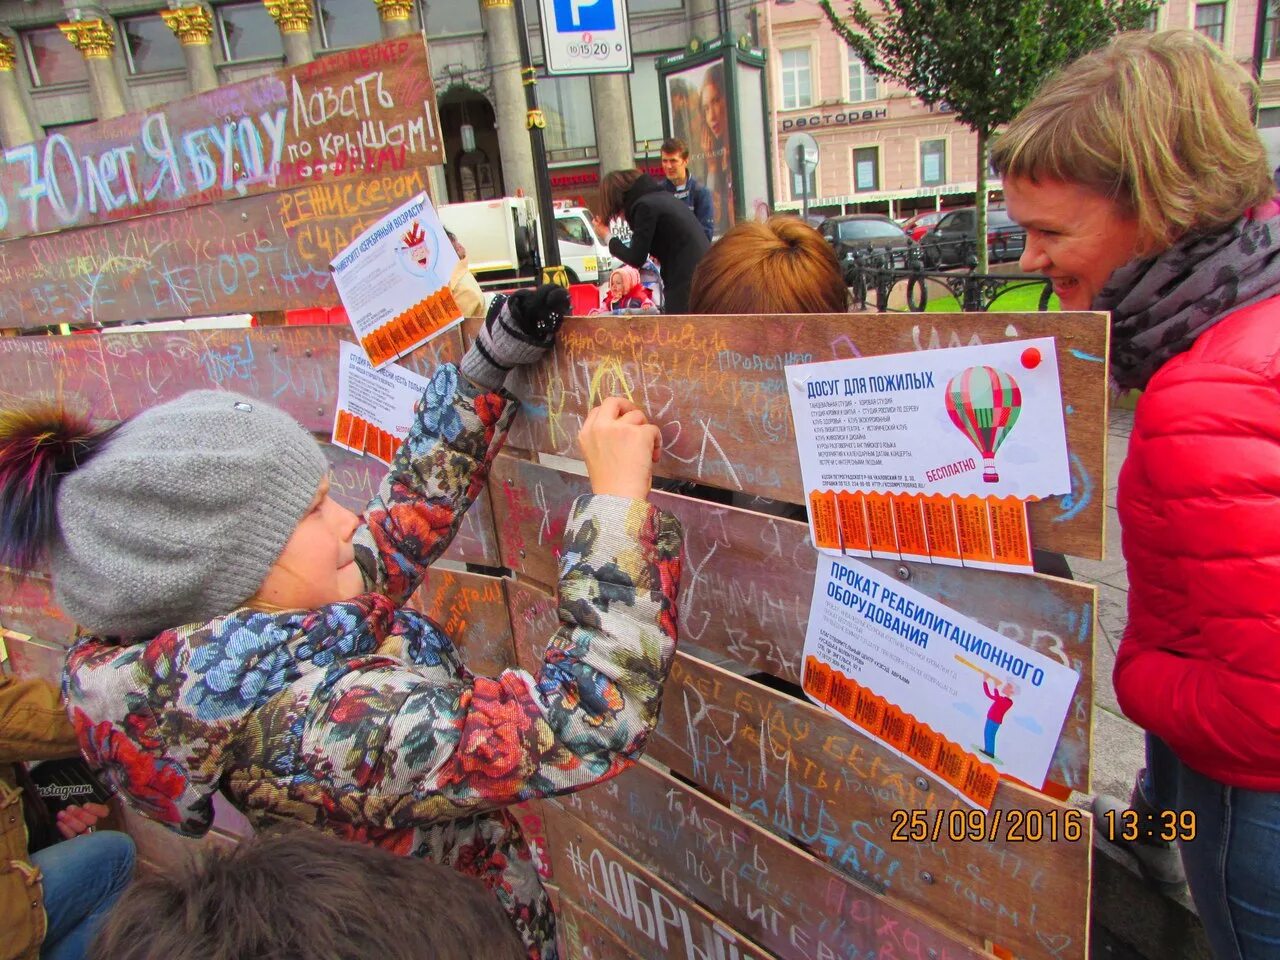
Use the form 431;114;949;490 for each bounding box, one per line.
594;169;711;314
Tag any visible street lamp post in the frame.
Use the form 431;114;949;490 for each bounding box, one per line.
508;0;566;286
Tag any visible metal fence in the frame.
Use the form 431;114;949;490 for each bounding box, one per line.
843;245;1054;313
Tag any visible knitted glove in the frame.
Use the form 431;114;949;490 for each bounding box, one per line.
461;284;571;390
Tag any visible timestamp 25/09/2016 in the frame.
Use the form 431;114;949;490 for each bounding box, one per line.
890;807;1198;843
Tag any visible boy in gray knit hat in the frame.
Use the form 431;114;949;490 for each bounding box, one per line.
0;286;684;959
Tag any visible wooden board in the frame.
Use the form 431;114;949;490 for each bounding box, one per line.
0;167;432;328
0;326;499;565
510;588;1089;960
558;898;642;960
0;37;441;241
548;761;989;960
408;570;515;677
0;574;75;646
493;457;1095;792
543;808;772;960
475;313;1109;560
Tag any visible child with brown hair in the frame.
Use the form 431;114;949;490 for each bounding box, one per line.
0;286;684;959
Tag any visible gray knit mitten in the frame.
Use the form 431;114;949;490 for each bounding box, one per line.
461;284;571;390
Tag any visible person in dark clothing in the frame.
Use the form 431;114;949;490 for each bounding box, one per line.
659;137;715;241
595;169;711;314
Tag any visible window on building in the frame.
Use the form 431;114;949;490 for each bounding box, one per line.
1195;1;1226;44
22;26;90;87
780;48;812;110
121;15;186;74
420;0;482;35
541;73;597;159
1259;106;1280;127
317;0;382;48
631;0;683;11
1264;0;1280;57
853;146;879;192
848;56;877;103
630;54;668;152
920;139;946;187
1142;8;1161;30
217;2;285;62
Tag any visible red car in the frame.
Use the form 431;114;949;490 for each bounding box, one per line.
900;209;946;243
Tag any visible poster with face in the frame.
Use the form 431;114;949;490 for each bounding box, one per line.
664;58;735;235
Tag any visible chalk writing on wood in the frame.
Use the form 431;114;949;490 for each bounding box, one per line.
0;167;430;328
557;898;640;960
408;570;514;676
473;313;1108;560
543;808;773;960
493;456;1095;791
550;760;989;960
0;37;442;242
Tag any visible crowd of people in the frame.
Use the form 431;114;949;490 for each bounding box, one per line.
0;26;1276;960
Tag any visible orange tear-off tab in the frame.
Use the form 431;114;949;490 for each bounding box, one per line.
333;409;356;450
922;495;963;565
809;491;841;550
865;493;900;558
835;491;871;555
988;498;1033;570
349;415;369;455
802;655;1000;808
954;496;996;569
891;495;930;561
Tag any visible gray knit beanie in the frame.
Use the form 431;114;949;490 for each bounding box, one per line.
51;390;329;638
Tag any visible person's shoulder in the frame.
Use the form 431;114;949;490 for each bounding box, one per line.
1176;293;1280;385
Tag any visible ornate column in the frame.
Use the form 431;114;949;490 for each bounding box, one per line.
590;74;635;177
480;0;536;198
59;18;126;120
263;0;314;66
162;5;219;93
373;0;415;39
0;35;37;147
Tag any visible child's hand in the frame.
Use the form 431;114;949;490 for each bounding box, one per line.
579;398;662;500
56;802;110;839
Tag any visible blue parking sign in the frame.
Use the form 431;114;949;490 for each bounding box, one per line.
553;0;615;31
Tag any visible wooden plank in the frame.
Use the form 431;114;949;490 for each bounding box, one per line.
550;761;990;960
0;37;442;242
558;899;639;960
0;166;432;328
2;631;67;687
0;573;75;646
474;313;1108;559
0;332;117;417
409;570;514;677
493;458;1095;792
511;800;556;884
510;590;1089;960
543;808;772;960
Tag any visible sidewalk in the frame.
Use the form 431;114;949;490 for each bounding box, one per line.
1069;406;1145;803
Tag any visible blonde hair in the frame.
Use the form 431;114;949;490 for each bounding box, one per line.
992;29;1273;254
689;217;848;314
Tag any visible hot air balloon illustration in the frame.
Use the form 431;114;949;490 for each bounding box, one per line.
944;365;1022;483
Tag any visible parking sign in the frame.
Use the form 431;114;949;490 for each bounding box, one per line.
538;0;632;75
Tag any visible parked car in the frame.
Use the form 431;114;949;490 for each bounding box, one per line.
818;215;918;275
920;205;1027;269
900;209;947;243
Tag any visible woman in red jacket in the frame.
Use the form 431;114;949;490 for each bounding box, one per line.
995;30;1280;958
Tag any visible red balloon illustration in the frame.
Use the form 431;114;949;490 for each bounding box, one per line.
945;366;1023;482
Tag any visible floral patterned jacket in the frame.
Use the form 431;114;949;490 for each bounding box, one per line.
63;364;684;959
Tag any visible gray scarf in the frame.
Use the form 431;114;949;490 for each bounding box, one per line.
1094;209;1280;390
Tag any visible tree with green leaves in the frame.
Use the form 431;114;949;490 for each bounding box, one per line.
821;0;1157;273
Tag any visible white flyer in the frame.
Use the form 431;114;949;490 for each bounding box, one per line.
802;556;1080;806
330;191;462;369
332;341;431;465
786;338;1071;501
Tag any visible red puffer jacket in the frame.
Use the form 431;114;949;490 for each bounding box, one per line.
1114;293;1280;790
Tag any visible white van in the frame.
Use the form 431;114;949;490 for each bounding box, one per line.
439;198;612;285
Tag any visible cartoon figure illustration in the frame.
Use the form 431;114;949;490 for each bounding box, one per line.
402;221;432;271
944;365;1022;482
980;673;1017;759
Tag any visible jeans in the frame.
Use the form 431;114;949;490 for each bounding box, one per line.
30;830;135;960
983;718;1001;756
1142;735;1280;960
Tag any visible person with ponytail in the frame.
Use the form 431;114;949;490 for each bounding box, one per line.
0;286;685;960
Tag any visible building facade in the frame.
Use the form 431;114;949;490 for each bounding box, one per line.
762;0;1280;222
0;0;756;208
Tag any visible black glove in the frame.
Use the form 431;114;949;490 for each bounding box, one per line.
461;284;571;389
